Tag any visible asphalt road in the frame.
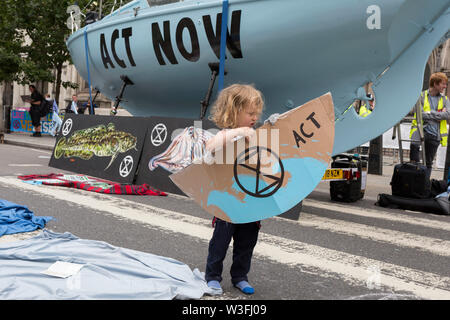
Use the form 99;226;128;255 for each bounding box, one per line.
1;143;449;300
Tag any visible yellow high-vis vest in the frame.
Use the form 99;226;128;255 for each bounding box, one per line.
409;90;448;147
358;104;372;118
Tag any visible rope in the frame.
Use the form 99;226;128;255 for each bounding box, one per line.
83;29;94;114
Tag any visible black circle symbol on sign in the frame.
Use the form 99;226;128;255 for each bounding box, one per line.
233;146;284;198
119;155;134;177
151;123;167;146
13;120;20;130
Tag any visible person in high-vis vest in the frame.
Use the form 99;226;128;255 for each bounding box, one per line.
358;94;374;118
340;94;374;118
410;72;450;173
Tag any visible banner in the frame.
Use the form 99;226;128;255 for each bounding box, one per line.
135;117;219;195
49;114;149;184
171;93;335;223
10;109;55;135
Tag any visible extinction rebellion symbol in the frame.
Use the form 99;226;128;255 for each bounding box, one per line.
233;146;284;198
119;155;134;177
151;123;167;146
13;120;20;130
61;119;73;136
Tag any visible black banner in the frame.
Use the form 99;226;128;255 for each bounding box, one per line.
49;114;149;184
136;117;218;195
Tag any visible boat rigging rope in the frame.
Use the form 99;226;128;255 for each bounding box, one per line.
84;29;94;115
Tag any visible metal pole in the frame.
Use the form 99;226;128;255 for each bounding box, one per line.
99;0;103;19
396;124;404;164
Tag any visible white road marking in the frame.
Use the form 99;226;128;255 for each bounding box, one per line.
0;176;449;299
30;148;52;154
297;212;450;257
303;199;450;231
8;164;43;167
38;156;51;159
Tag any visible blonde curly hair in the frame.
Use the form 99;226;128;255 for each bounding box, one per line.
209;84;264;129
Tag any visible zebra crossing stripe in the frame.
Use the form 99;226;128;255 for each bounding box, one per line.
303;199;450;231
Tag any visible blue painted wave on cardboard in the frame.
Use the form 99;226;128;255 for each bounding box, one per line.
207;157;327;223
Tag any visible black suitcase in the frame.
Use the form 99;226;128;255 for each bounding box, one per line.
390;162;431;199
330;154;365;202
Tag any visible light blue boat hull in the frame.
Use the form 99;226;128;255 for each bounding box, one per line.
67;0;450;155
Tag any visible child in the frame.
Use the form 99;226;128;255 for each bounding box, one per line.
204;84;264;295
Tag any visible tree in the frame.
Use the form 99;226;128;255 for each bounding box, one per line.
0;3;21;82
0;0;132;103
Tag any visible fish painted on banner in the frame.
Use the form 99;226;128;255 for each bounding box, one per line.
149;126;216;174
170;93;335;223
54;123;138;170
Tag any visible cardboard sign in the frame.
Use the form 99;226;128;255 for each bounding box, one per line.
135;117;219;195
10;110;54;135
49;114;149;184
170;93;335;223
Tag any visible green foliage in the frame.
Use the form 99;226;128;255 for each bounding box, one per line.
0;0;133;86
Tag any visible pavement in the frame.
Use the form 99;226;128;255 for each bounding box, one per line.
2;132;56;151
0;131;447;201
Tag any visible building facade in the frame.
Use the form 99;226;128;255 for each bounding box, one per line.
0;64;113;112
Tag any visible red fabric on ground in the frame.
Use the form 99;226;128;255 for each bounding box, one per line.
18;174;167;196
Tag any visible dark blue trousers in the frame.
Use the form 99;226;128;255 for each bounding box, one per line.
205;218;260;285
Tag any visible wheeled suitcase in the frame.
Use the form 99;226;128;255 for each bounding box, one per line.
390;162;431;199
330;154;365;202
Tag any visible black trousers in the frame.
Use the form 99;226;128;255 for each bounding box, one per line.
410;138;440;171
29;106;41;128
205;218;259;285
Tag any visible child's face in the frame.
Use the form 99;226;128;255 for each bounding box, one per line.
236;104;261;128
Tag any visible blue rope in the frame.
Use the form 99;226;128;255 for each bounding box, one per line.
84;28;94;114
218;0;229;92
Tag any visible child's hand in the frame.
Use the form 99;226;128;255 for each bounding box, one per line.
264;113;280;125
238;127;256;140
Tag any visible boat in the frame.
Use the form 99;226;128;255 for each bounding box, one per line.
66;0;450;155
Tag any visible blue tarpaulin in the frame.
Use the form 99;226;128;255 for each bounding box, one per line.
0;230;217;299
0;199;53;237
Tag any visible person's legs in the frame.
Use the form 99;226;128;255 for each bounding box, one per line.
424;138;440;174
410;143;421;163
205;219;234;284
230;222;259;286
30;107;41;136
